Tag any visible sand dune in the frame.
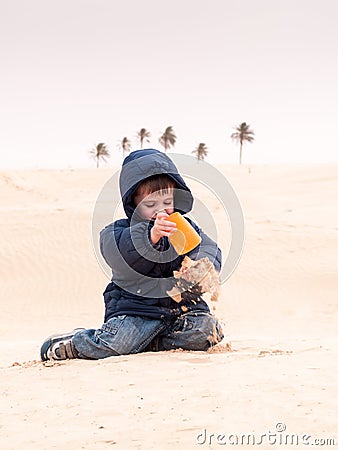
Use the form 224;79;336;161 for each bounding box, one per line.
0;165;337;449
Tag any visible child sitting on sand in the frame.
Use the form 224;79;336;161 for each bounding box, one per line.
41;149;224;360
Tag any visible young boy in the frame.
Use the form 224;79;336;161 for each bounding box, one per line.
41;149;224;360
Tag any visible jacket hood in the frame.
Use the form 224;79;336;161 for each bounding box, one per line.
119;149;193;220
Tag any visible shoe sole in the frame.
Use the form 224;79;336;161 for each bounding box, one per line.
40;328;85;361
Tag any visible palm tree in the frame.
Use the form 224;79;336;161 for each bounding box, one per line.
89;143;110;168
159;126;176;152
192;143;208;161
137;128;151;149
231;122;255;165
120;137;132;159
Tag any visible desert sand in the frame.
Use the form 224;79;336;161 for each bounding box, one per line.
0;165;337;449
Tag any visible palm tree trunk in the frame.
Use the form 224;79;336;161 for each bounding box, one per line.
239;141;243;165
97;158;99;169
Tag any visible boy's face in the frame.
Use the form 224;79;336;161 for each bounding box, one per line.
134;188;174;220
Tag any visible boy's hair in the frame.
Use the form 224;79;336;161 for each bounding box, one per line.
133;174;176;202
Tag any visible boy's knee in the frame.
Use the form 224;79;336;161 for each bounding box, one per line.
163;312;224;351
185;313;224;344
204;315;224;347
190;322;224;350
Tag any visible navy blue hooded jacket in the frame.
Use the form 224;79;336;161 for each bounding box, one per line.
100;149;222;323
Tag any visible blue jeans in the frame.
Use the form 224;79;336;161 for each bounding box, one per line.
72;312;224;359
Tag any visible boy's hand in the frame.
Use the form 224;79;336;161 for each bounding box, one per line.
150;212;177;244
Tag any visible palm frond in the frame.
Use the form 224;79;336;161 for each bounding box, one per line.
192;143;208;161
159;126;177;151
89;142;110;168
137;128;151;148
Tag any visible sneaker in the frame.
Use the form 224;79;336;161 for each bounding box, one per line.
40;328;85;361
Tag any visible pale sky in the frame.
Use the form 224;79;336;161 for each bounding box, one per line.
1;0;338;168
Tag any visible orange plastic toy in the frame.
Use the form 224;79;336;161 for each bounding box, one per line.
166;212;201;255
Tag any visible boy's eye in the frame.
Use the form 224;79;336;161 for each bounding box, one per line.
164;201;173;205
144;203;155;208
